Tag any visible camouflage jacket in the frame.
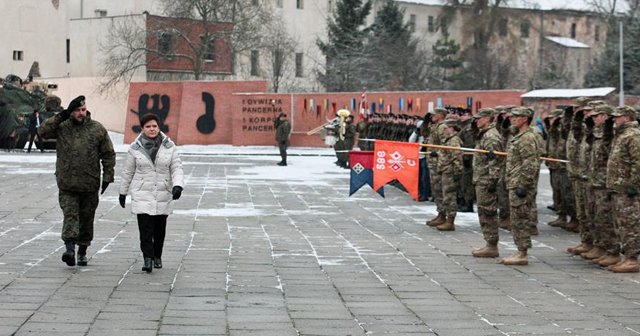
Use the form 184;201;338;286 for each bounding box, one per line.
438;133;462;175
576;131;592;181
545;121;566;170
505;128;541;190
606;121;640;192
565;127;581;179
275;119;291;143
589;126;611;188
427;121;446;167
39;112;115;192
473;124;503;185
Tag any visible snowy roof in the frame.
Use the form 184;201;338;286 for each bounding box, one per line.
395;0;628;13
544;36;590;48
521;87;616;98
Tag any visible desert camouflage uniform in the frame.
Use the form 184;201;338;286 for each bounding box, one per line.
607;120;640;258
473;123;503;245
438;132;463;218
506;127;541;250
39;112;115;245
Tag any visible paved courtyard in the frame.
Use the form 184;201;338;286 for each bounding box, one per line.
0;149;639;336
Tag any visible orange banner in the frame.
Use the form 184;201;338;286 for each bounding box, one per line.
373;140;420;201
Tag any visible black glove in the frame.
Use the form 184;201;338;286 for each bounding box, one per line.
429;150;438;158
463;157;472;168
119;194;126;208
627;186;638;198
487;179;498;193
515;188;527;198
486;150;496;160
172;186;183;200
100;181;110;195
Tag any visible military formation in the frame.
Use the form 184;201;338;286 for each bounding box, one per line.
340;98;640;273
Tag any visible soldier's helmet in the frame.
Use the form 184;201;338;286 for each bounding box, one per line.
611;105;637;118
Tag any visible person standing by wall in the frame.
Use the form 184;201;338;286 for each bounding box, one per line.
275;113;291;166
39;95;115;267
119;113;184;273
27;109;44;153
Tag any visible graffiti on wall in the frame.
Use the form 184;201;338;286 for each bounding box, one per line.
241;98;284;132
131;94;170;133
197;92;216;134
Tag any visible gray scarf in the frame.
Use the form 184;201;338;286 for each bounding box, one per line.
139;134;162;163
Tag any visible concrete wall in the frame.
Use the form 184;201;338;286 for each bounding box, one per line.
125;80;525;146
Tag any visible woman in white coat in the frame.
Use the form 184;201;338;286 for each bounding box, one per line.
119;113;184;273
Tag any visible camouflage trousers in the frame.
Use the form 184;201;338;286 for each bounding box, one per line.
428;163;443;213
508;189;534;250
59;190;99;246
613;193;640;258
588;188;619;254
476;184;499;245
529;168;541;231
441;173;458;217
572;179;593;244
550;169;575;216
459;165;475;204
498;176;510;220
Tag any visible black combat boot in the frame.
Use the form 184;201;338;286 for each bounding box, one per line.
142;257;153;273
62;241;76;266
77;245;88;266
154;258;163;269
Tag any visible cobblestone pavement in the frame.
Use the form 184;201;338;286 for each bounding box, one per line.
0;151;639;336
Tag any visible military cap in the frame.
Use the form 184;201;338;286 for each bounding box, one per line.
611;105;637;118
588;105;614;117
587;100;606;108
509;107;534;118
443;119;461;128
495;105;516;114
473;108;496;119
576;96;595;107
429;107;448;115
66;95;86;112
545;109;564;119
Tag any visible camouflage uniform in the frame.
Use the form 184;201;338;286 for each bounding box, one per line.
495;106;514;222
529;125;545;232
39;112;115;245
505;110;541;251
566;109;588;236
438;127;463;218
275;117;291;165
473;115;504;245
577;119;595;246
427;111;448;213
588;108;618;256
606;111;640;259
459;118;477;210
545;111;570;221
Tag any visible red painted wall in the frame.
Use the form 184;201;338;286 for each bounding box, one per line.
125;81;526;147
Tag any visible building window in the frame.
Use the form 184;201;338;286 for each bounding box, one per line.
66;39;70;63
201;36;216;61
297;0;303;9
408;14;416;32
428;16;434;32
595;25;600;41
13;50;23;61
158;32;175;58
571;23;577;38
273;50;283;77
295;52;303;77
499;18;508;36
251;50;259;76
276;0;283;8
520;20;530;38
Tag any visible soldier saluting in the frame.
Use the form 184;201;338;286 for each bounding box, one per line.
39;95;116;267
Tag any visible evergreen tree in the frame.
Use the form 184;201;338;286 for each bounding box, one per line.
317;0;372;92
363;1;430;91
430;37;463;89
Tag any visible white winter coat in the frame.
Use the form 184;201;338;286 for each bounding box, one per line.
119;133;184;215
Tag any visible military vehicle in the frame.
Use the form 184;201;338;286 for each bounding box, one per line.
0;74;62;151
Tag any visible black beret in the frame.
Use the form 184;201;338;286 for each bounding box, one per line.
66;95;86;112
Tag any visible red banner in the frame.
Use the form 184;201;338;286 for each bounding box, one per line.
373;140;420;200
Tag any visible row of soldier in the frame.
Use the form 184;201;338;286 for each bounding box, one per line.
328;100;640;272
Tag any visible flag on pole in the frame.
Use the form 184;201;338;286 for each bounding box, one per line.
359;91;368;119
349;151;384;197
373;140;420;200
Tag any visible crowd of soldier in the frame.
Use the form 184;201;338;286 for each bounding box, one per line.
334;99;640;272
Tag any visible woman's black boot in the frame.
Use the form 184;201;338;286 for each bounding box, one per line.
142;257;153;273
154;258;162;269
